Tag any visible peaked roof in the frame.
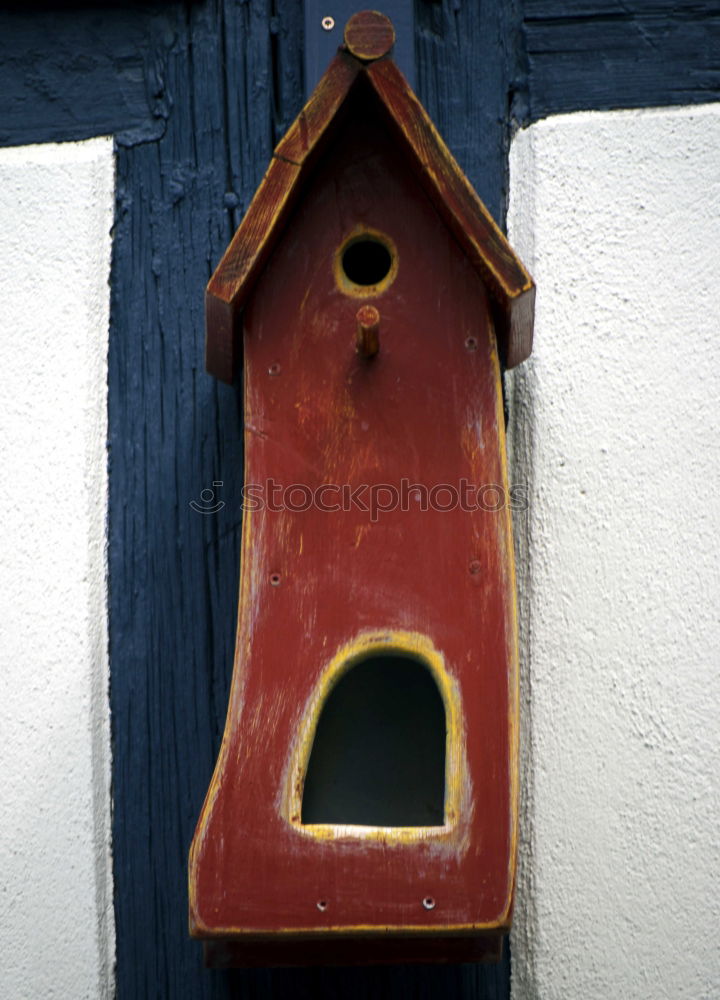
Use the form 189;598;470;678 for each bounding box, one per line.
206;13;535;383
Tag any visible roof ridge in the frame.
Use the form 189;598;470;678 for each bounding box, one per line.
206;22;534;383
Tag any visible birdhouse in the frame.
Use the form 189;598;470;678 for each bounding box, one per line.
189;11;534;968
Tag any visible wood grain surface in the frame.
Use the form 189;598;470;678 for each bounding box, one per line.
207;47;534;383
192;105;518;965
3;0;717;996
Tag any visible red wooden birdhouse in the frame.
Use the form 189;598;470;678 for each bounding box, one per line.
189;11;534;967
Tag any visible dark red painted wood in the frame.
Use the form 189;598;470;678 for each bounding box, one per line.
364;59;535;369
205;38;534;384
190;100;519;966
205;53;362;384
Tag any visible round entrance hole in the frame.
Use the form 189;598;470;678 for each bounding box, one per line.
335;231;397;296
342;239;392;286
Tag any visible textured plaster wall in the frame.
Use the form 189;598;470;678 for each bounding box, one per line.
507;105;720;999
0;139;115;998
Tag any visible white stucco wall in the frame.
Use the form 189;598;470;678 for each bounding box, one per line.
1;109;718;1000
0;139;115;998
507;105;720;999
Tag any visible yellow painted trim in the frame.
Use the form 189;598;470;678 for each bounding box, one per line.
281;629;466;842
191;918;509;940
333;226;399;299
486;310;520;925
188;371;258;925
190;325;520;933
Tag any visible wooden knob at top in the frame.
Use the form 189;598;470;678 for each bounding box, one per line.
344;11;395;62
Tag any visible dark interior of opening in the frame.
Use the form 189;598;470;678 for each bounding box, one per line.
341;238;393;286
301;653;446;827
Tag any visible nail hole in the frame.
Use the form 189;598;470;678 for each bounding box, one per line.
422;896;436;910
469;560;481;576
465;336;477;351
270;573;281;586
268;362;281;376
317;899;328;911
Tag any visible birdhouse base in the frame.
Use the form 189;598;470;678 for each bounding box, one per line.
202;932;504;968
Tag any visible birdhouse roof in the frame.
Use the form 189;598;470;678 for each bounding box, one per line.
206;15;535;383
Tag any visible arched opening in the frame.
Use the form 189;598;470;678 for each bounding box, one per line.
301;653;446;827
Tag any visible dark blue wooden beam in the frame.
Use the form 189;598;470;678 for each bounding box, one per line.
3;2;716;152
0;7;173;146
415;0;526;233
523;0;720;118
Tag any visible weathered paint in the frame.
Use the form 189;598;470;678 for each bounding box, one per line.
108;7;303;996
206;41;534;383
523;1;720;119
0;7;175;147
191;87;521;965
364;57;534;368
1;1;718;996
